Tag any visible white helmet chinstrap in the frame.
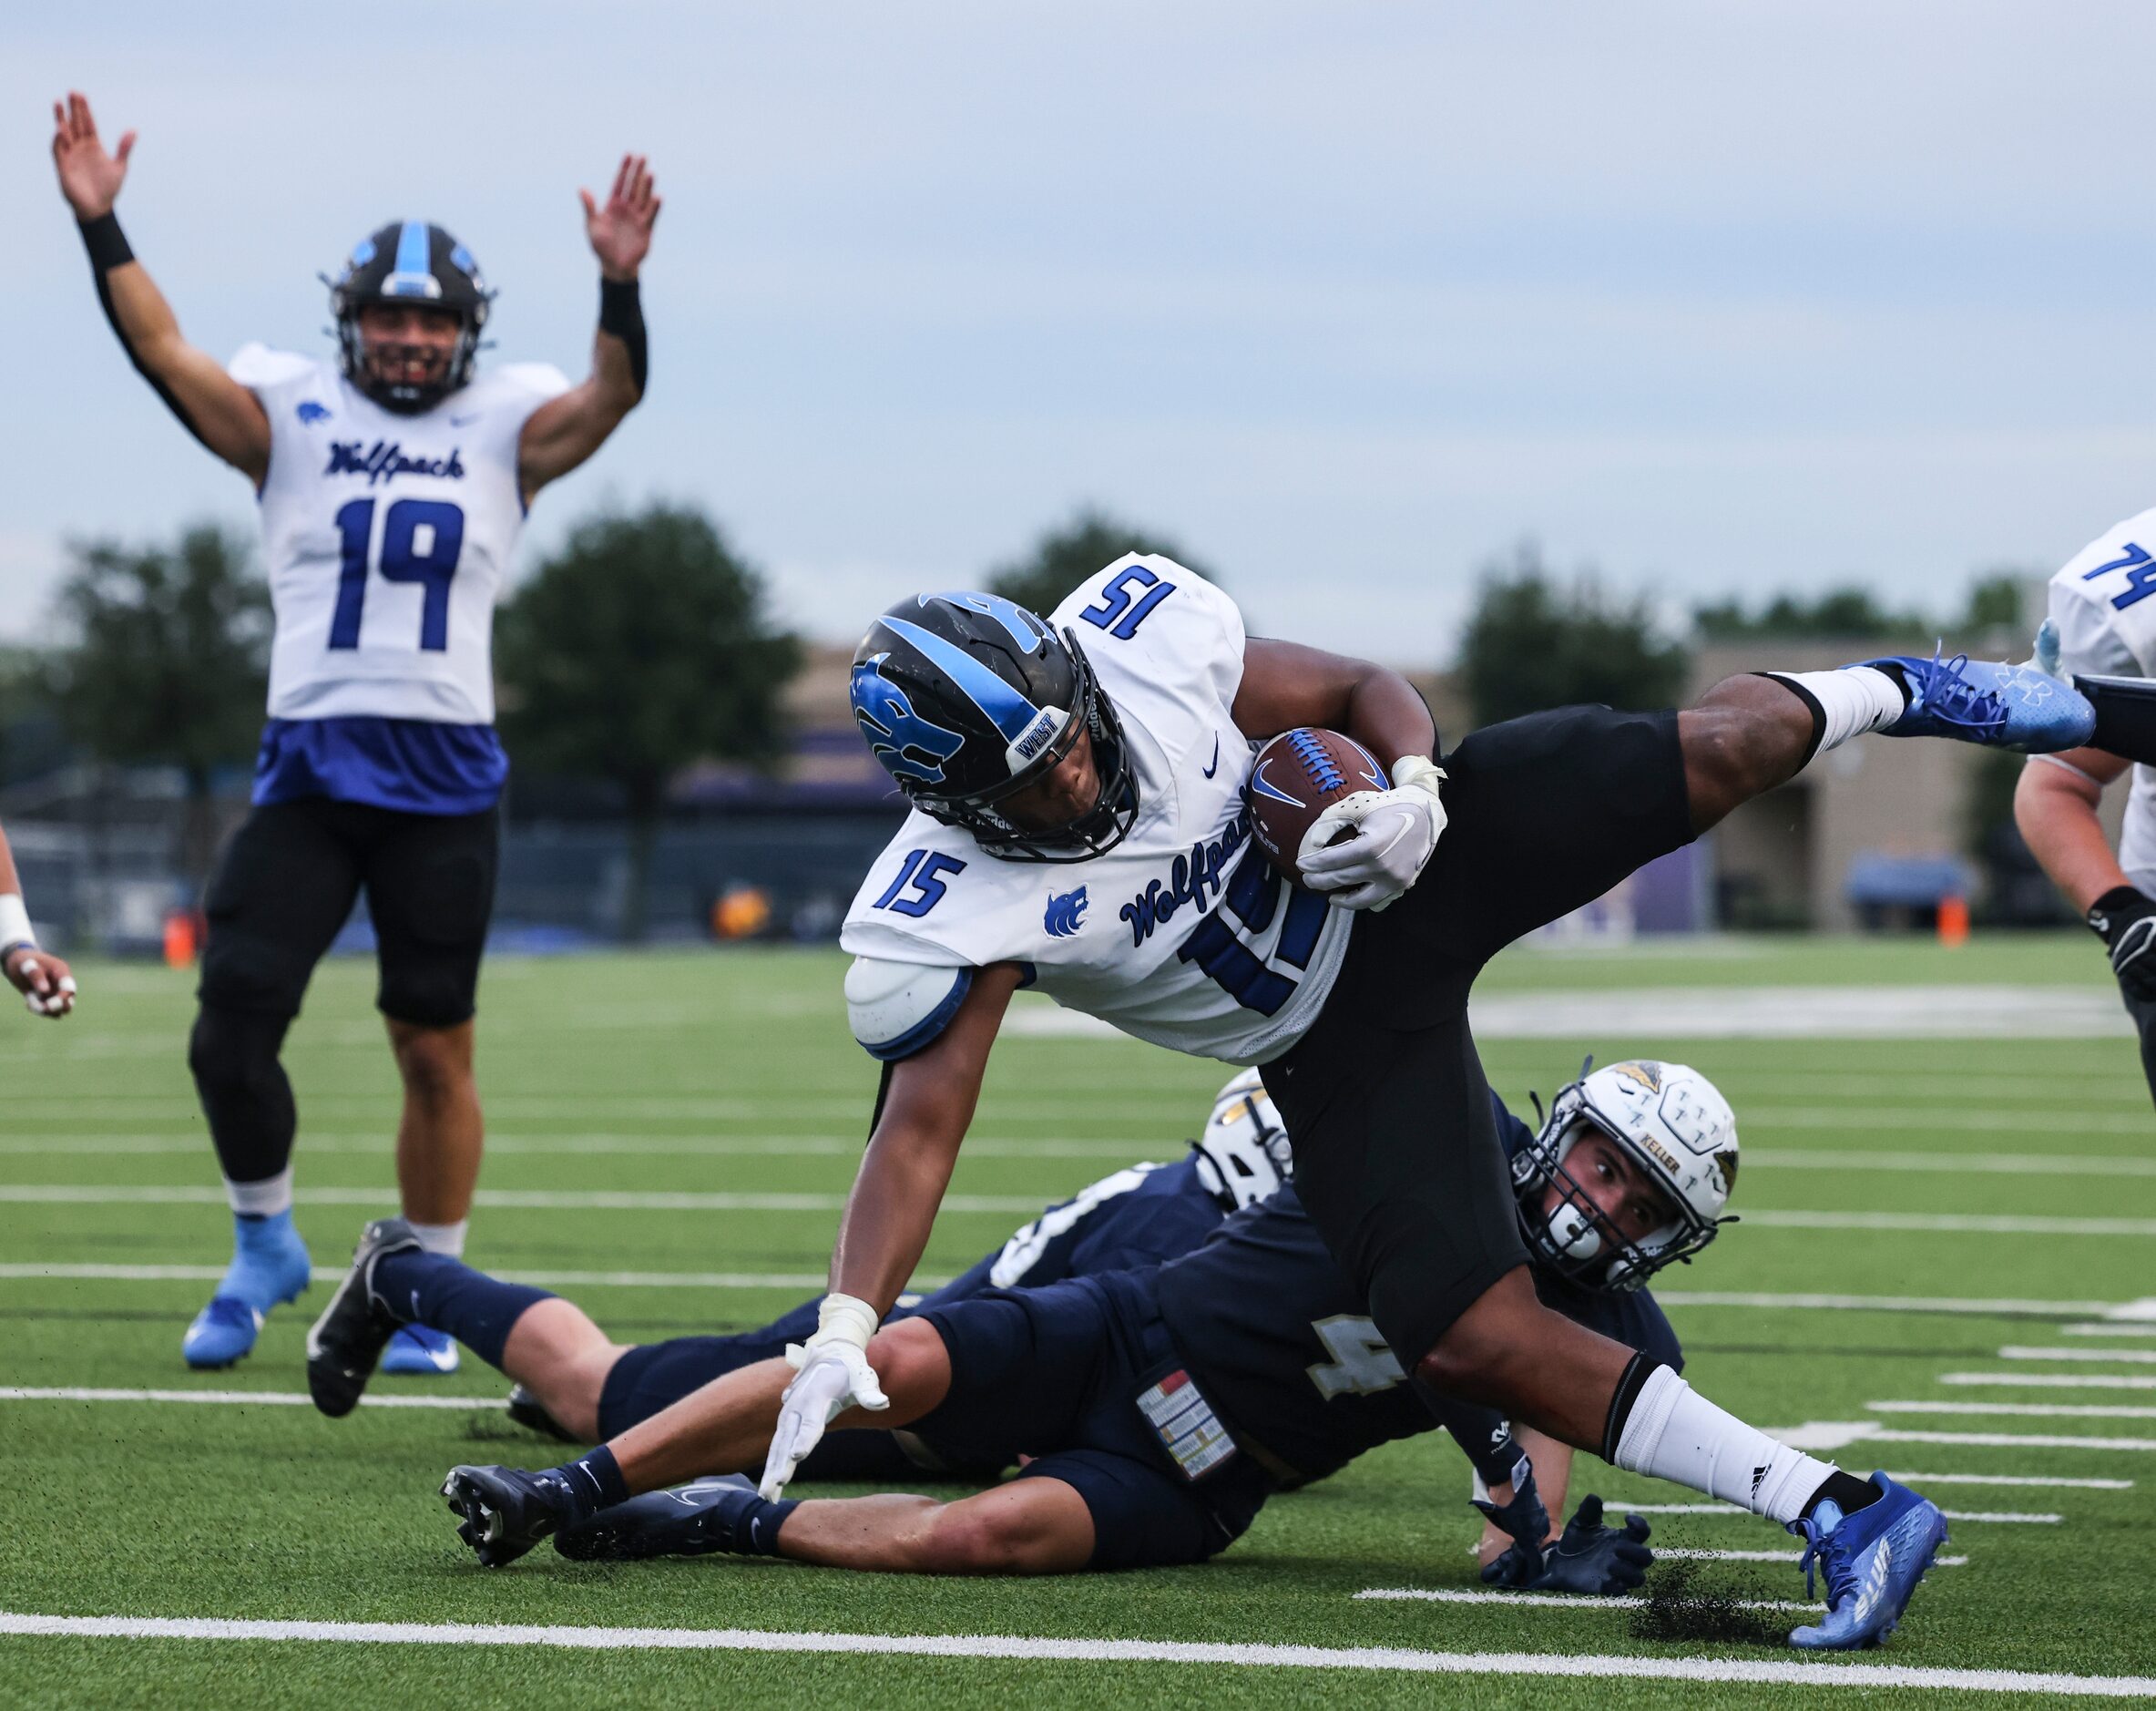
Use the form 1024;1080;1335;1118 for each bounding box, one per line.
1192;1068;1293;1213
1510;1058;1739;1293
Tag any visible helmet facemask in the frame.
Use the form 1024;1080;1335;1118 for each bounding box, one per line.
325;222;493;415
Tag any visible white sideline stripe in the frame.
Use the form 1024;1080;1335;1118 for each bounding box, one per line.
0;1186;1045;1214
0;1270;2125;1316
1660;1291;2120;1316
2107;1297;2156;1323
1354;1588;1818;1613
2000;1345;2156;1365
2065;1323;2156;1337
1770;1420;2156;1452
1596;1503;2056;1522
1944;1373;2156;1391
0;1388;499;1410
0;1133;1144;1162
10;1186;2148;1235
1879;1472;2132;1490
15;1612;2140;1696
1871;1399;2156;1420
1741;1148;2156;1176
1656;1548;1968;1565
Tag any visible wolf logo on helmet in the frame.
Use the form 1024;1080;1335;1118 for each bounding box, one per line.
1510;1058;1739;1292
851;589;1140;863
851;654;966;784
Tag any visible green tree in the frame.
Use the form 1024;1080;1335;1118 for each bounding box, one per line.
497;504;802;941
1693;585;1931;641
1457;544;1691;726
988;507;1213;619
1959;572;2029;635
44;524;271;885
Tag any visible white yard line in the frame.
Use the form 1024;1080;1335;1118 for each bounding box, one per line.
2065;1324;2156;1337
1769;1420;2156;1452
0;1133;1143;1161
1653;1548;1969;1565
1870;1400;2156;1420
1877;1472;2131;1489
2106;1298;2156;1324
0;1388;500;1409
1354;1587;1819;1613
0;1264;843;1291
1999;1345;2156;1365
0;1185;1044;1214
1659;1291;2120;1316
1593;1503;2055;1522
1943;1374;2156;1390
13;1611;2143;1696
1741;1211;2156;1236
1740;1149;2156;1176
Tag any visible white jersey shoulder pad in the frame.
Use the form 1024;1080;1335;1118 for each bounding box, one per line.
484;361;575;405
845;957;975;1061
1048;555;1246;712
228;344;320;394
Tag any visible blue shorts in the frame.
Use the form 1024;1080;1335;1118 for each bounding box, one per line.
915;1272;1272;1572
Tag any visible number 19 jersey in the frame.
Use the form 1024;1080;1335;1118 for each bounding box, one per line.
840;558;1352;1066
232;345;568;727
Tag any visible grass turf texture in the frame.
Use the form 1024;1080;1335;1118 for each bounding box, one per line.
1;935;2151;1708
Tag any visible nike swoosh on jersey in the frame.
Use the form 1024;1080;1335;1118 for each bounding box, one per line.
1201;735;1221;778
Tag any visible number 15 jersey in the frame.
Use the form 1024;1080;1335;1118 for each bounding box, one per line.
840;558;1352;1066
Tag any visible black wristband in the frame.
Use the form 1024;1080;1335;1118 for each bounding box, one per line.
78;211;134;273
598;276;648;397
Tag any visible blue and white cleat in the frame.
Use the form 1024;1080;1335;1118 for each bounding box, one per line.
1786;1473;1950;1651
181;1210;312;1369
381;1324;462;1375
1861;627;2096;754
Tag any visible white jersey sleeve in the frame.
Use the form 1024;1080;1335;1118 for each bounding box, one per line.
2046;505;2156;885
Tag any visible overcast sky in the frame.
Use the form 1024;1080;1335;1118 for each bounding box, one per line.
10;3;2156;661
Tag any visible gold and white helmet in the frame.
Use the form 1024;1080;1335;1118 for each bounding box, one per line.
1510;1058;1739;1292
1192;1068;1293;1212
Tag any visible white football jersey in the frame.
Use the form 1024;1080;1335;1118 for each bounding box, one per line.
2048;505;2156;883
840;558;1351;1065
231;346;570;724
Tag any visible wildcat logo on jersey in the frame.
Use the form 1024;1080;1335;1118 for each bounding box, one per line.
1044;886;1088;938
325;441;467;486
1120;815;1250;948
296;400;332;425
851;653;965;784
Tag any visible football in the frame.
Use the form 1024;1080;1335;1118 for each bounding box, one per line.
1244;727;1391;881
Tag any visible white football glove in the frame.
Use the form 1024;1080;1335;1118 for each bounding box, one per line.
1297;754;1447;912
758;1294;889;1500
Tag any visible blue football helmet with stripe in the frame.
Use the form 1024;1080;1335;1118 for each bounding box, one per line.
325;221;493;413
851;590;1139;862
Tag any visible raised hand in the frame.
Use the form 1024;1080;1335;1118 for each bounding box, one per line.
579;154;660;282
51;91;135;221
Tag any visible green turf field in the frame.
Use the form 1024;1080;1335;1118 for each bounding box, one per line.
3;936;2152;1707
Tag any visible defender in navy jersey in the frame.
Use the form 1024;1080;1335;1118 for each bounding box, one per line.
312;1072;1290;1468
413;1055;1722;1590
52;94;659;1373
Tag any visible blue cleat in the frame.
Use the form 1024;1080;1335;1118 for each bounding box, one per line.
1786;1473;1950;1651
555;1475;765;1562
381;1324;462;1376
181;1210;312;1369
1861;628;2095;753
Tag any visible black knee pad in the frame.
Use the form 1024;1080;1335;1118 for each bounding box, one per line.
189;1006;298;1183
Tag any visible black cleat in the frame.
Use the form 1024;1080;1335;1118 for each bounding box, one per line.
441;1463;579;1568
556;1475;763;1562
304;1217;421;1419
506;1383;581;1444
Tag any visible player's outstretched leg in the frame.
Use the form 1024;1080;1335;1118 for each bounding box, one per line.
1847;624;2093;753
1788;1472;1952;1650
554;1473;774;1561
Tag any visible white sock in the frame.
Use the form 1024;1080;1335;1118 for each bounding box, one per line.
406;1219;468;1258
1612;1367;1834;1524
226;1166;293;1219
1761;667;1908;758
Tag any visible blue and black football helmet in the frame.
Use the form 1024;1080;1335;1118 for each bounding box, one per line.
325;221;493;413
850;591;1139;862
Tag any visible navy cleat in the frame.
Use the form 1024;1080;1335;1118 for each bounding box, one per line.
381;1324;462;1376
1786;1473;1950;1651
441;1464;579;1568
556;1475;765;1562
506;1384;581;1444
182;1210;312;1370
304;1218;421;1418
1862;629;2095;753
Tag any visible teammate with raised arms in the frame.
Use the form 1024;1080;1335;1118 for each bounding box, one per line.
50;91;658;1374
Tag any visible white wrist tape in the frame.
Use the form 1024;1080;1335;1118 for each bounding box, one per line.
810;1292;880;1354
1391;754;1446;799
0;894;34;951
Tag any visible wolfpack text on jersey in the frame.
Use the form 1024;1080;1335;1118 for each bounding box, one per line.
841;558;1351;1065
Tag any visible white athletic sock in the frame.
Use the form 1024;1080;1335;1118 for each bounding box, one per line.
225;1166;294;1219
1612;1367;1834;1524
407;1219;468;1258
1762;667;1909;758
